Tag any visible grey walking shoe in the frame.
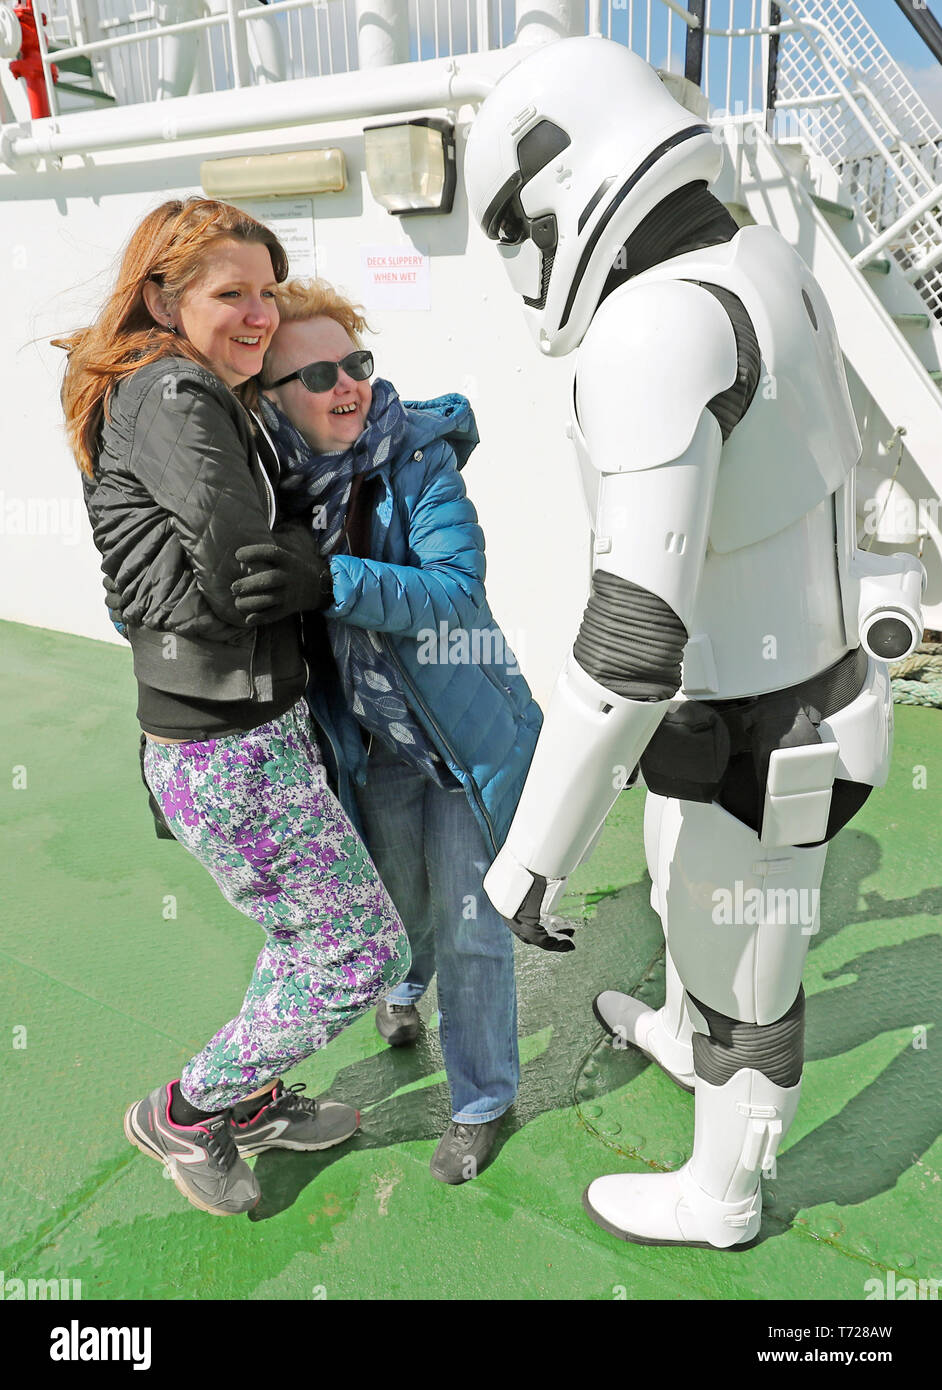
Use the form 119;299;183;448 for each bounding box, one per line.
430;1117;503;1184
376;999;420;1047
230;1080;359;1157
124;1081;260;1216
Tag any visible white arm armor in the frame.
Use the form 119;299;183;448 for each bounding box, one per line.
485;281;737;919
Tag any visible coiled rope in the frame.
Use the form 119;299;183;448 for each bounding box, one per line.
891;642;942;707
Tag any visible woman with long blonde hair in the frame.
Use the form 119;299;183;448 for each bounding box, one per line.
59;198;409;1217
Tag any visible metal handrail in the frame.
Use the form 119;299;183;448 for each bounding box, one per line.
762;3;942;256
32;0;331;65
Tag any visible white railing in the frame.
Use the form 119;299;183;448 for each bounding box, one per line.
26;0;523;109
8;0;942;323
597;0;767;119
16;0;774;123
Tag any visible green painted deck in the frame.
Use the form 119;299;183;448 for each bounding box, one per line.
2;618;940;1304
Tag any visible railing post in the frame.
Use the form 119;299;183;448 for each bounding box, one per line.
764;1;782;136
684;0;705;89
476;0;492;53
223;0;250;87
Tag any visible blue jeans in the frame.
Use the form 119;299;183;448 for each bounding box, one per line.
355;739;519;1124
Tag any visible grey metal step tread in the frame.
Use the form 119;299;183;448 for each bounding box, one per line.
811;193;856;221
893;313;931;328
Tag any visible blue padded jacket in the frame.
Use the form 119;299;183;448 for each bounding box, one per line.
303;392;542;858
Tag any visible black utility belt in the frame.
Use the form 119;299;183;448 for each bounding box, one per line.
639;646;868;806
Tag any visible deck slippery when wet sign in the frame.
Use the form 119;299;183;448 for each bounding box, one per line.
361;245;431;310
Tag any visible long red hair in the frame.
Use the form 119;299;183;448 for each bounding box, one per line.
55;198;289;477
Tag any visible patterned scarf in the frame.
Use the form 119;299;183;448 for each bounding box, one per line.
260;381;452;785
259;378;408;556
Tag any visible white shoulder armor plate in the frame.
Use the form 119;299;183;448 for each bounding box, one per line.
625;226;861;552
573;278;738;473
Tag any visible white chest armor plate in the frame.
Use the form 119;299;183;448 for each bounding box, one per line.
569;226;866;696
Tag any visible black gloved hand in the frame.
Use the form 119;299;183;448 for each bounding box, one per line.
505;874;576;953
232;525;334;625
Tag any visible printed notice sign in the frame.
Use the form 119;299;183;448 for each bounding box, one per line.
361;245;431;311
233;197;317;276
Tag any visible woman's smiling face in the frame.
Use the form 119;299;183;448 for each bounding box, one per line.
173;238;280;387
264;316;373;453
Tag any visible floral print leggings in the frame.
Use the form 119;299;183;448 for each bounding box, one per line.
143;699;410;1111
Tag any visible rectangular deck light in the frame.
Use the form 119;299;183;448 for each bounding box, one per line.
364;118;456;216
200;148;346;199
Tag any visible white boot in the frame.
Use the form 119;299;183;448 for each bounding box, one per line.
583;1067;801;1248
593;951;695;1091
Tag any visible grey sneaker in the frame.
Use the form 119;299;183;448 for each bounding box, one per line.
430;1118;503;1185
376;999;420;1047
230;1081;359;1157
124;1081;260;1216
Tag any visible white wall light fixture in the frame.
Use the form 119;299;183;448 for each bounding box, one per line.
200;148;347;199
363;118;456;216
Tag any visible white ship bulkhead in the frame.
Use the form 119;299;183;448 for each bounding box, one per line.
2;0;940;703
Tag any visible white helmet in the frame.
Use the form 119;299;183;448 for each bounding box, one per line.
464;36;723;356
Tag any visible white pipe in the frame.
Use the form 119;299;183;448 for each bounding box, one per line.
156;0;203;102
2;46;520;164
243;0;287;85
355;0;409;68
515;1;579;47
662;0;699;27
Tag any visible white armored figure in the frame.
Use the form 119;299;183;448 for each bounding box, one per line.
464;36;924;1249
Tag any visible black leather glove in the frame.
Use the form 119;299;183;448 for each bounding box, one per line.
232;526;334;625
505;874;576;953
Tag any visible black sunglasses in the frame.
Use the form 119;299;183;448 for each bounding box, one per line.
270;349;374;393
